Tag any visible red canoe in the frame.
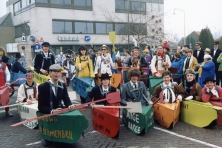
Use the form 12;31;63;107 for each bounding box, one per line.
92;103;120;138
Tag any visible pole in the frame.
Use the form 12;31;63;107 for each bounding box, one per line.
174;8;186;45
128;0;130;50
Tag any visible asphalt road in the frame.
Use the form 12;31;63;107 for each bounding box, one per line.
0;87;222;148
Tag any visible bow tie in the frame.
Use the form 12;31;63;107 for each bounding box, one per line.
48;82;64;89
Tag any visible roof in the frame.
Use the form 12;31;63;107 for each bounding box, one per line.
194;31;201;35
0;13;13;27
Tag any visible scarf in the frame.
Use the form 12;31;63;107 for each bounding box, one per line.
157;52;165;59
184;79;196;94
198;60;212;77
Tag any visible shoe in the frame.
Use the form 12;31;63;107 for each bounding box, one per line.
5;112;13;117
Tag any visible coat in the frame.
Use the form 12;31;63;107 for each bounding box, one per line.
38;81;72;114
150;54;171;75
11;60;27;73
151;83;183;102
128;55;148;68
198;61;215;88
178;81;202;101
202;86;222;102
193;49;204;63
75;56;94;78
217;52;222;71
94;53;114;75
87;85;116;105
211;48;221;72
182;56;198;73
171;58;183;74
121;81;151;106
34;52;55;73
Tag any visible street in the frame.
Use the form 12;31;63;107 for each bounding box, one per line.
0;88;222;148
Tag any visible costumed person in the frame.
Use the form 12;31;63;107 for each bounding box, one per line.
94;45;115;76
56;51;66;66
150;45;171;77
38;64;75;147
87;73;117;105
182;49;198;73
128;46;147;69
178;69;202;101
121;50;131;82
121;67;153;106
193;42;204;64
34;42;55;74
142;47;152;75
0;58;12;117
75;45;94;103
17;70;38;104
163;40;170;49
0;46;12;71
63;55;74;86
151;71;183;103
202;76;222;106
171;53;183;84
198;55;215;88
11;52;27;74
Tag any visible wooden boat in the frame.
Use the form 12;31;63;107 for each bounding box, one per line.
0;86;9;107
154;100;180;129
180;100;222;127
17;103;38;129
92;103;120;138
37;110;88;144
149;76;163;95
122;105;154;134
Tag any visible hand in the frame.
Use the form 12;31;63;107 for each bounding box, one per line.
156;73;162;78
85;60;89;64
68;105;76;110
27;99;32;105
53;108;63;113
162;62;167;66
5;82;10;87
41;69;47;74
204;85;210;92
149;101;153;105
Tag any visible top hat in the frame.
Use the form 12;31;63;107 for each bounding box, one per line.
99;73;112;80
42;42;50;47
15;52;21;58
49;64;62;71
203;76;216;84
214;41;219;45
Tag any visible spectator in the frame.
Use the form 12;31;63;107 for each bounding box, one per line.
193;42;204;64
211;41;221;86
182;49;198;73
171;53;183;84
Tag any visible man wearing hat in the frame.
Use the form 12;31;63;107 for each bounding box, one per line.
211;41;221;86
121;68;153;106
193;42;204;64
11;52;27;74
87;73;117;105
63;55;74;86
202;76;222;103
178;69;202;101
17;70;38;104
198;54;215;88
38;64;75;146
0;55;12;117
34;42;55;74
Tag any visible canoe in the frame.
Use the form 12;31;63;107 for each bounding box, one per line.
122;105;154;134
180;100;222;127
149;76;163;95
154;100;180;129
37;110;88;144
0;86;9;106
10;72;26;86
92;103;120;138
71;77;95;98
17;103;38;129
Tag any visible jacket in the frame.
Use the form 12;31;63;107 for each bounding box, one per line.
34;52;55;73
182;56;198;73
171;58;183;74
11;60;27;74
202;86;222;102
217;52;222;71
75;56;94;78
211;48;221;71
193;49;204;63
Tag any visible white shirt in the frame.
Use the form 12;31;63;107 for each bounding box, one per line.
102;86;109;92
197;49;201;57
130;81;138;88
49;80;58;96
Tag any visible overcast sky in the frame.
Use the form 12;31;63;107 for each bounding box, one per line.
0;0;221;40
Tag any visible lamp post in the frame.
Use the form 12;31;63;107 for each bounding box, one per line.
174;8;186;45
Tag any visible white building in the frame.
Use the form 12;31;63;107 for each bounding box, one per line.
5;0;164;55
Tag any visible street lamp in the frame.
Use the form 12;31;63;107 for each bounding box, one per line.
174;8;186;45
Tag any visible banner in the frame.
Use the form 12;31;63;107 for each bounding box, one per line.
122;105;154;134
37;110;88;144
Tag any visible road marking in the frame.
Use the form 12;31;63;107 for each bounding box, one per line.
26;141;41;146
154;126;222;148
0;108;17;113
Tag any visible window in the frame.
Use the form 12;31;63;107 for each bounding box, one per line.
36;0;48;3
30;0;35;4
115;23;129;35
95;23;113;34
74;22;93;34
64;0;71;4
15;23;30;38
115;0;146;14
21;0;28;8
74;0;92;10
14;1;21;12
52;21;72;33
51;0;63;4
130;24;147;35
115;0;128;13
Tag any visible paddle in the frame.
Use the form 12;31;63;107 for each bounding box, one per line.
92;102;142;113
0;101;38;109
117;67;150;70
86;78;93;92
11;92;120;127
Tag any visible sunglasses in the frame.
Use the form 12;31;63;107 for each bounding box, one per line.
101;48;107;50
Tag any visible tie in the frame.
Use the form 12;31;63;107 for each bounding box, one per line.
134;84;137;89
185;58;190;69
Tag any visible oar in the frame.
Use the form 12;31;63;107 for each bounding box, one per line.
11;92;120;127
118;67;150;70
0;101;38;109
92;102;142;113
10;78;26;86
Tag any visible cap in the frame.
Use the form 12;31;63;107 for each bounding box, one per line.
49;64;62;71
42;42;50;47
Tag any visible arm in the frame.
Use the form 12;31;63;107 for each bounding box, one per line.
34;54;42;73
94;56;101;74
178;60;183;74
165;55;171;68
38;84;52;114
140;57;148;68
141;82;152;103
17;84;26;103
62;84;72;107
16;62;27;74
151;85;161;102
150;56;157;75
86;87;96;102
4;66;10;82
195;84;202;101
121;84;128;105
201;62;214;70
89;58;95;77
201;87;212;102
217;53;222;63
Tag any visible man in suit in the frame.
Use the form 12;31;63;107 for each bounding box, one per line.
38;64;75;147
121;67;153;106
211;41;221;86
34;42;55;74
87;73;116;105
193;42;204;64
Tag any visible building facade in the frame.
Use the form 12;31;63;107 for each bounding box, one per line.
5;0;164;56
